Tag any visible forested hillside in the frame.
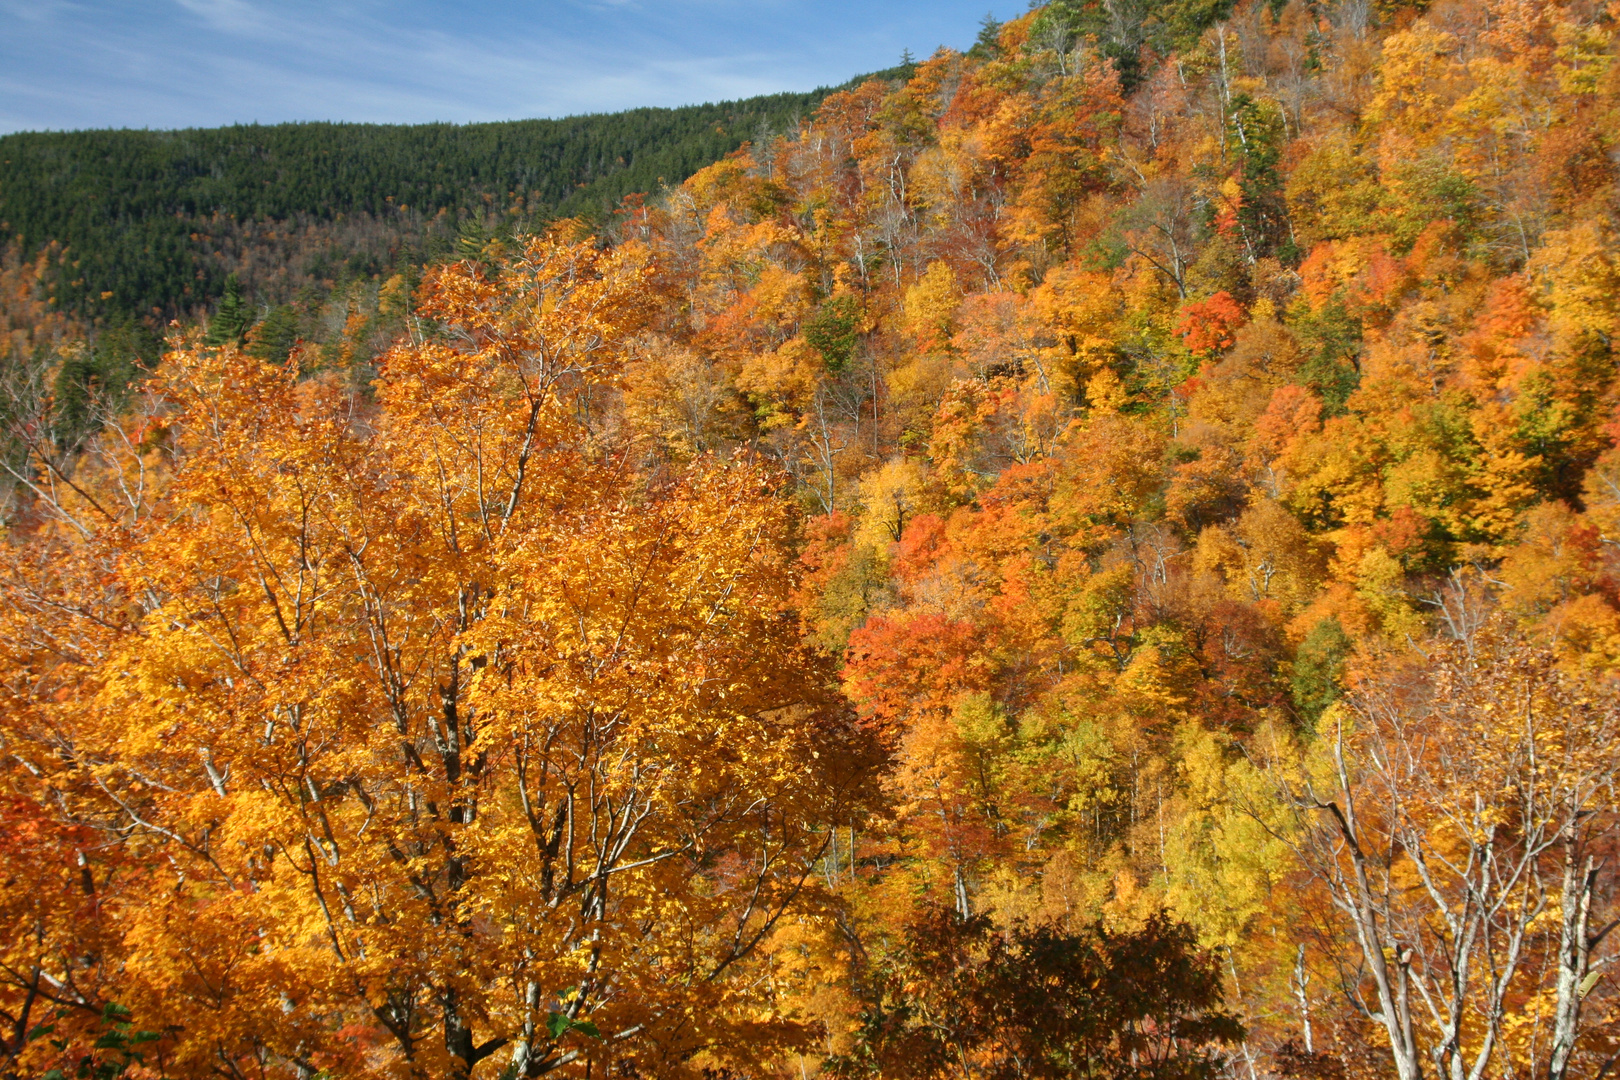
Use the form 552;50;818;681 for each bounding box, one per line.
5;1;1620;1078
0;74;905;322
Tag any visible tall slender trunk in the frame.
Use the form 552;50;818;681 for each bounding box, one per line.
1550;834;1598;1080
1293;945;1314;1053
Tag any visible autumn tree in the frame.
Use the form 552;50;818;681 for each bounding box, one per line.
825;905;1245;1080
1281;621;1620;1080
0;237;877;1079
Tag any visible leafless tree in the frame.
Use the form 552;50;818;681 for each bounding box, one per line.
1273;626;1620;1080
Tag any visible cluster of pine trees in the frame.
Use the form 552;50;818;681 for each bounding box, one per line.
0;78;906;323
4;0;1620;1077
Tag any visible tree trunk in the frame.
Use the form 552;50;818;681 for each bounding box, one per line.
1549;838;1597;1080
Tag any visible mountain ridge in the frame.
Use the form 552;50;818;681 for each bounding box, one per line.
0;64;915;323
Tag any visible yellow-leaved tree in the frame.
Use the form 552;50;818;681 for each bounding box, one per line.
0;237;876;1079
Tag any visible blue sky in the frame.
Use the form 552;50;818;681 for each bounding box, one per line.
0;1;1001;134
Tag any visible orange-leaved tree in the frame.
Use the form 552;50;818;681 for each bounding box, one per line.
0;237;877;1079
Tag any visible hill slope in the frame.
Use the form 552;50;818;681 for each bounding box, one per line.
0;72;908;321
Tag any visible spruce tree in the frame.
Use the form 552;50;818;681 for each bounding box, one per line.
205;274;254;347
968;13;1003;60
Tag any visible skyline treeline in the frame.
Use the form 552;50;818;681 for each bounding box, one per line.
0;68;912;323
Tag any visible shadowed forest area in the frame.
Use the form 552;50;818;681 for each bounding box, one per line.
4;0;1620;1078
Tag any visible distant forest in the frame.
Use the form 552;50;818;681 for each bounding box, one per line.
0;69;908;323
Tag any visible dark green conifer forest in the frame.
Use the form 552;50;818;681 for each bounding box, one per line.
0;71;908;323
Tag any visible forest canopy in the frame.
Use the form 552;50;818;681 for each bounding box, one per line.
5;0;1620;1077
0;70;909;323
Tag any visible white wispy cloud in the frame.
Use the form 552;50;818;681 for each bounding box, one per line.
171;0;264;34
0;0;986;133
0;0;81;22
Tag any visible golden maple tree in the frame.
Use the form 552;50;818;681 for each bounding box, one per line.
0;238;876;1079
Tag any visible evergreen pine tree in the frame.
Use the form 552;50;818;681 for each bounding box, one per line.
968;13;1003;60
205;274;254;347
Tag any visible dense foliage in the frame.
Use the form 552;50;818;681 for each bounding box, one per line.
5;0;1620;1077
0;72;907;322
